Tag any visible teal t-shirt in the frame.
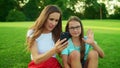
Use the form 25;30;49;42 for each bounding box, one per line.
61;36;92;60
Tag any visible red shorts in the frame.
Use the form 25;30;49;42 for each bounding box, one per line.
28;57;62;68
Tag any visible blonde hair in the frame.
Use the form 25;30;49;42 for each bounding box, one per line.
26;5;62;50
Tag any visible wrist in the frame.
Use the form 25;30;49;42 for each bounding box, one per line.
52;47;57;54
90;41;96;46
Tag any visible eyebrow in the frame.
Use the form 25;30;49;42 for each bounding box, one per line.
69;25;81;27
49;17;59;20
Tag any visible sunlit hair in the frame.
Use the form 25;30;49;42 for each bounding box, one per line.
26;5;62;50
65;16;85;61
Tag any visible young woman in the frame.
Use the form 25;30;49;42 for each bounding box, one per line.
61;16;104;68
26;5;68;68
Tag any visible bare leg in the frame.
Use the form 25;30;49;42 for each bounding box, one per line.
87;50;98;68
69;50;82;68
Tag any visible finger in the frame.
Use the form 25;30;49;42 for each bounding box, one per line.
60;38;67;44
56;42;68;52
60;45;68;51
58;41;68;49
59;43;68;51
87;29;91;37
90;29;93;34
90;30;94;38
88;29;94;38
87;29;89;35
61;41;68;46
82;38;86;43
56;38;66;46
55;39;60;46
56;41;68;49
57;39;60;42
56;39;60;43
92;32;94;38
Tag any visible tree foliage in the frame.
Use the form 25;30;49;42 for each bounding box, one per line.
109;6;120;19
83;0;108;19
0;0;16;21
100;3;108;19
0;0;119;22
22;0;39;21
6;9;26;21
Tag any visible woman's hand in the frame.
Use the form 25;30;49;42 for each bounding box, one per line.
82;29;95;45
54;38;68;53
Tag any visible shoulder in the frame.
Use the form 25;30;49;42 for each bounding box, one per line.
67;38;74;48
68;38;73;45
27;29;34;37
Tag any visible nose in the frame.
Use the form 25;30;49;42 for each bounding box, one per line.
73;29;78;32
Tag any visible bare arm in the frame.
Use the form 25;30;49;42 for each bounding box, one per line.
90;42;104;58
82;29;104;58
62;55;70;68
31;39;68;64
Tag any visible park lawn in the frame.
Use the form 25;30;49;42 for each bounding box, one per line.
0;20;120;68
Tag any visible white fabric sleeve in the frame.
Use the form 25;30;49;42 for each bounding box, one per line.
27;29;34;38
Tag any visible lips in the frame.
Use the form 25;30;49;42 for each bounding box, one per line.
73;32;78;34
49;24;54;29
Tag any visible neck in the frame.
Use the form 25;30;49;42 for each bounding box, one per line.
72;37;80;41
42;29;51;34
71;37;80;46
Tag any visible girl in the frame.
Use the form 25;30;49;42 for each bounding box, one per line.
61;16;104;68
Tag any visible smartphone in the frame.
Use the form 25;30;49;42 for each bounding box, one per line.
60;32;71;41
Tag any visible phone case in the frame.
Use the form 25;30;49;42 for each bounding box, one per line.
60;32;71;41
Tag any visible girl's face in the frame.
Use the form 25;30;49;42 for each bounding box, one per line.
68;20;81;38
43;12;60;33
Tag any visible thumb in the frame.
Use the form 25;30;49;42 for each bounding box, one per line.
82;38;86;43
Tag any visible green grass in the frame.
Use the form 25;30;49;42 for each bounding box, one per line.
0;20;120;68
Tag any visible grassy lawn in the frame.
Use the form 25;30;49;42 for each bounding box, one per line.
0;20;120;68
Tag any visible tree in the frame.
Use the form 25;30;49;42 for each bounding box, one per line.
109;6;120;19
83;0;99;19
6;9;26;21
0;0;16;21
22;0;39;21
100;3;108;19
82;0;108;19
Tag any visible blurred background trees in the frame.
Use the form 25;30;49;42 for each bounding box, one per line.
0;0;120;22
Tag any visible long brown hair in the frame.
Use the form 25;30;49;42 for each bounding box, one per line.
65;16;85;61
26;5;62;50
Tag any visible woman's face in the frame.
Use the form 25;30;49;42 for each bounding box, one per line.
68;20;81;38
43;12;60;33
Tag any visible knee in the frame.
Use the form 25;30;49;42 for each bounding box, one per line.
88;50;98;60
69;50;80;60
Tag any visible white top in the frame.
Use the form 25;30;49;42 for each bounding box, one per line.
27;29;56;60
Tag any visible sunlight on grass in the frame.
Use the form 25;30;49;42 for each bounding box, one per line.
84;26;120;31
0;22;33;28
